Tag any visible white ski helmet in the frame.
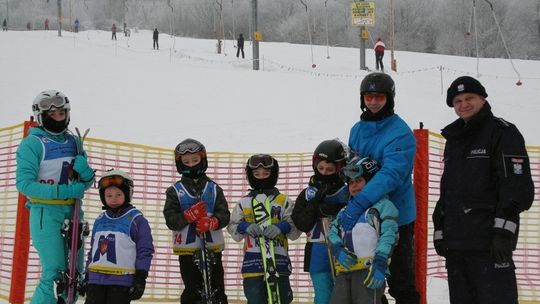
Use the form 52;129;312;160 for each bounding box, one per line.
98;169;134;208
32;90;71;133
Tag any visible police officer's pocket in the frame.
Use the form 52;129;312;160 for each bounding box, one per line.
462;201;495;236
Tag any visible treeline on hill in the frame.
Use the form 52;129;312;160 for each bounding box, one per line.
3;0;539;60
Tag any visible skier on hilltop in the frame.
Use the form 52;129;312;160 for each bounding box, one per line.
16;90;95;303
228;154;301;304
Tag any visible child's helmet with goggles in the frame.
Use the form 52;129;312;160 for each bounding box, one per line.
341;156;380;183
174;138;208;178
98;169;134;209
245;154;279;190
32;90;71;134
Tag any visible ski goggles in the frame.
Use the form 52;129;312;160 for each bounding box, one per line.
363;93;386;102
341;163;364;181
98;175;129;189
247;154;274;169
175;142;203;156
33;96;68;112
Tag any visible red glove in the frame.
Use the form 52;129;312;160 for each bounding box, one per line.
196;216;219;234
183;201;207;223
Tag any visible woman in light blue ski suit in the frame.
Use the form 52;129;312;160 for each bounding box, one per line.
16;90;95;304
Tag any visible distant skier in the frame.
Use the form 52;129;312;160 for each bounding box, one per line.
236;33;245;59
111;23;117;40
26;21;32;31
123;22;127;36
74;18;80;33
2;18;6;31
374;38;385;71
44;18;49;30
153;28;159;50
16;90;95;303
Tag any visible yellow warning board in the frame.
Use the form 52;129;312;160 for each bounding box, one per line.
351;2;375;27
254;31;263;41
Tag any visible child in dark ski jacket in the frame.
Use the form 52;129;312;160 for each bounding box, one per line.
163;138;230;304
328;156;398;304
227;154;301;304
84;169;154;304
291;139;349;304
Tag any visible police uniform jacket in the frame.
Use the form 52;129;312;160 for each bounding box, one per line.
433;103;534;251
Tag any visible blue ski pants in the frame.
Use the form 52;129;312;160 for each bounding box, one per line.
29;204;85;304
310;271;333;304
243;275;293;304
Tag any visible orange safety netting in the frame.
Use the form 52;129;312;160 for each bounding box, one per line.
0;123;539;303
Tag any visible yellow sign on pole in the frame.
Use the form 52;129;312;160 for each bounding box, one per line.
361;29;369;39
351;2;376;27
254;31;263;41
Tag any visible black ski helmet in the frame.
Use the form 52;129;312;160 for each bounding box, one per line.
98;169;134;209
174;138;208;178
312;140;347;174
245;154;279;190
360;72;395;113
341;156;380;183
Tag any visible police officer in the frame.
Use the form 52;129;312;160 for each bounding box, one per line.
433;76;534;304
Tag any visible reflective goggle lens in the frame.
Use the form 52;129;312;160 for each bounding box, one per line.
364;93;386;102
175;142;202;155
248;154;274;169
34;96;67;111
98;175;125;189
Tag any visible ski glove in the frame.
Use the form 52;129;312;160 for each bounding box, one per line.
73;155;95;182
433;230;446;257
57;182;86;199
247;223;263;237
263;225;282;239
340;194;371;231
332;245;357;271
129;270;148;300
364;254;388;289
183;201;207;223
491;233;513;263
196;216;219;234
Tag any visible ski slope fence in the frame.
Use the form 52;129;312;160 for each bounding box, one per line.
0;122;538;304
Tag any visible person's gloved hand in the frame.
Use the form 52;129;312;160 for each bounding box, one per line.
263;225;282;239
73;155;95;182
246;223;263;237
196;216;219;234
491;233;513;263
58;182;86;199
340;193;371;231
183;201;207;223
364;254;388;289
237;221;264;237
332;246;357;271
314;183;329;201
129;270;148;300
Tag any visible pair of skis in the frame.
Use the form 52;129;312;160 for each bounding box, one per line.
251;196;281;304
56;128;90;304
194;233;218;303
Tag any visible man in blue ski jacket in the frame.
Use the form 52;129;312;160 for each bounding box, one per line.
345;72;419;304
16;90;94;303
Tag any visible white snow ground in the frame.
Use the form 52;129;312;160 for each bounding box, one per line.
1;29;539;303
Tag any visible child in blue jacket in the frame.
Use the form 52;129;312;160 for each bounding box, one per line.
16;90;95;303
84;169;154;303
291;140;349;304
328;156;399;304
